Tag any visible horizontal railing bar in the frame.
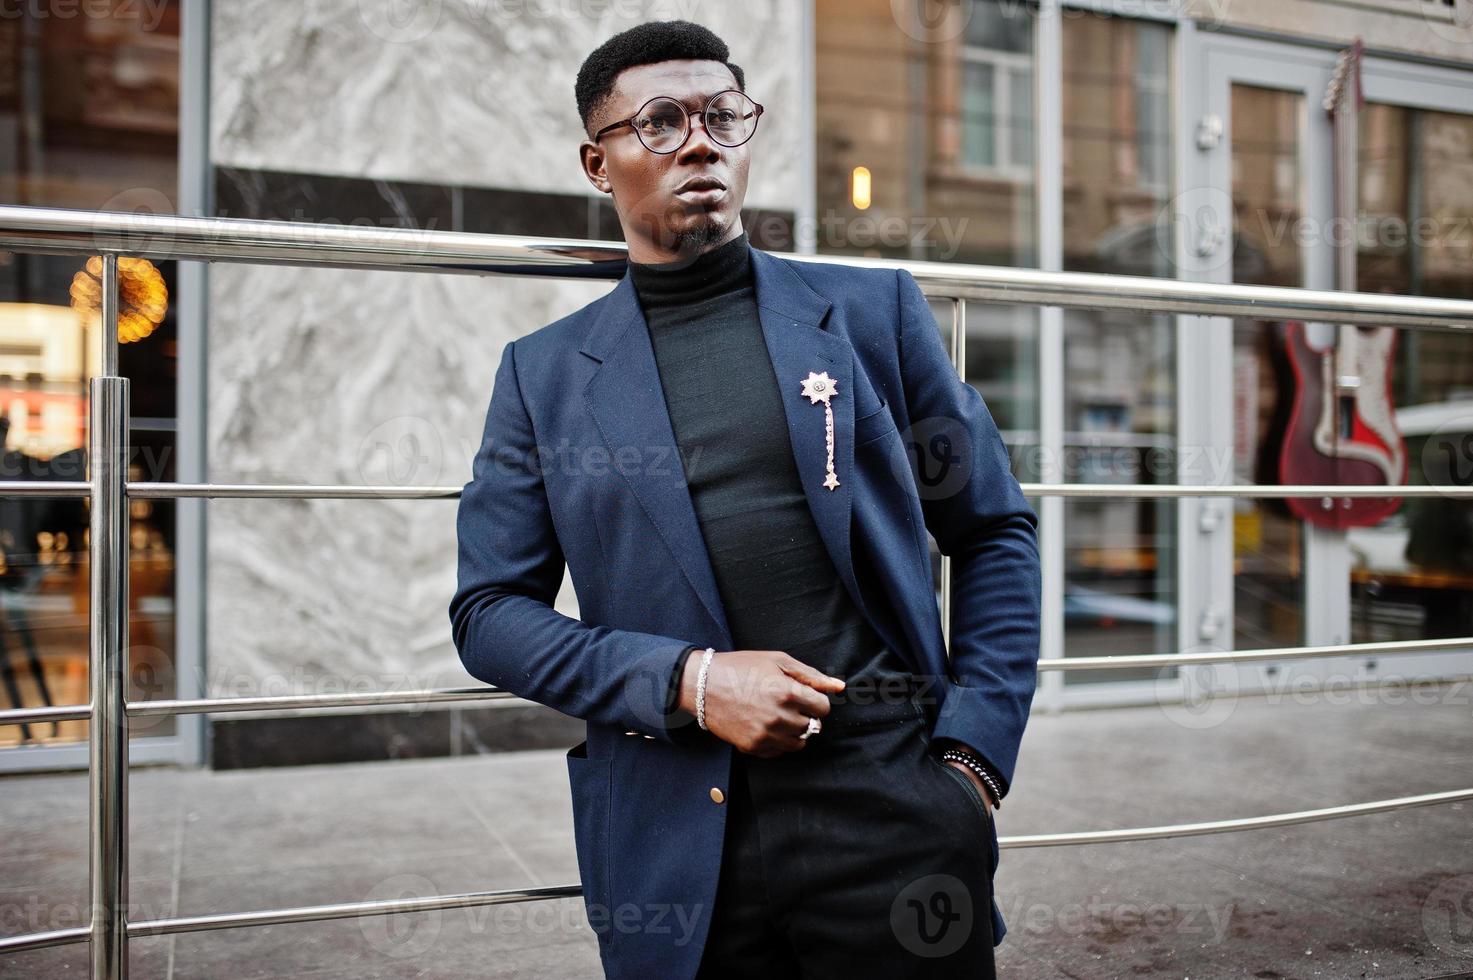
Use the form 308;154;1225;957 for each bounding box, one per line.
127;482;1473;500
1014;483;1473;499
0;925;91;955
2;205;1472;329
128;482;459;499
128;883;584;938
4;477;1466;505
912;275;1473;331
5;787;1466;953
0;205;627;277
129;687;516;717
0;703;92;725
0;481;91;497
2;636;1467;729
1041;635;1473;671
1004;786;1473;847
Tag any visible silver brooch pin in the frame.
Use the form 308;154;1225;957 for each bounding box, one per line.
800;370;840;491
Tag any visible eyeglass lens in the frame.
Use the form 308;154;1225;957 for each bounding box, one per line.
633;92;759;152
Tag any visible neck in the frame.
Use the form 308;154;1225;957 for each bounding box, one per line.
628;230;752;309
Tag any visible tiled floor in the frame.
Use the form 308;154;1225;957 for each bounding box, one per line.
2;683;1471;979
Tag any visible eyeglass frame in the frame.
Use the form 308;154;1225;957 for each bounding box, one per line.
591;89;765;154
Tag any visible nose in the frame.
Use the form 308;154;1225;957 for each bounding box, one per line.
676;110;721;158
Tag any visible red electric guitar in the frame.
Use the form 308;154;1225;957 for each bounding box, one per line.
1276;40;1407;530
1278;320;1406;529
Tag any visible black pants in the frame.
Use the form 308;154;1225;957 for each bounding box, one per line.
694;680;997;979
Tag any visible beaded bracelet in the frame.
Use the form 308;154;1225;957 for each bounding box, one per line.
940;747;1002;810
694;647;717;730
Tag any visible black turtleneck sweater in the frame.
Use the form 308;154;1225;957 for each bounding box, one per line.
629;231;915;733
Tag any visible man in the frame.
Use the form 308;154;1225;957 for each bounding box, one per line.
449;18;1041;980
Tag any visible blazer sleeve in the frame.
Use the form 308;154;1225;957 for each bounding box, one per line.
448;339;704;744
895;267;1043;795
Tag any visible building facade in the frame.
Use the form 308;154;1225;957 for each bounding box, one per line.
1;0;1469;771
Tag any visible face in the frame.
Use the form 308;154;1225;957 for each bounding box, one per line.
580;59;753;265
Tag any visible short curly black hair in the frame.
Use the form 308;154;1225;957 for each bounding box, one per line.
575;19;745;136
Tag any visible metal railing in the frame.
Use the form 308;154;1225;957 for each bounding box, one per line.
1;203;1472;976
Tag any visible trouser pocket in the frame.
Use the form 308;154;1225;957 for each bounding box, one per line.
929;753;993;838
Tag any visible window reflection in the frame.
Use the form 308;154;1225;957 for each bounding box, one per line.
0;1;180;749
961;3;1033;175
1228;84;1307;654
1060;15;1177;684
1349;104;1473;645
816;0;1036;265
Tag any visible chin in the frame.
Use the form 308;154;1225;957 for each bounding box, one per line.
675;213;732;246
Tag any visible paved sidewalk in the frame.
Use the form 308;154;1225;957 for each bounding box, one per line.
2;682;1471;979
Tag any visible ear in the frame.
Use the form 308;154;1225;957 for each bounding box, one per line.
579;140;612;195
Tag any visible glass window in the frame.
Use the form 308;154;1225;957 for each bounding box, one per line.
0;2;181;750
962;60;998;168
1060;15;1177;684
964;1;1031;53
815;0;1036;266
960;11;1033;176
1228;84;1307;653
1349;103;1473;645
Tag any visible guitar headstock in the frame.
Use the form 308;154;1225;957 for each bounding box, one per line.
1323;38;1365;117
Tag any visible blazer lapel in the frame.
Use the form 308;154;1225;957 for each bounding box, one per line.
748;248;871;632
579;242;869;648
580;275;732;643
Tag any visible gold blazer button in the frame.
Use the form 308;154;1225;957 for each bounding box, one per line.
709;787;725;804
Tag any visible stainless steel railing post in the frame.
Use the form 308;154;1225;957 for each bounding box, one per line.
88;253;130;980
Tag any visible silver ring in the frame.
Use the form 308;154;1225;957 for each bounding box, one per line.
798;715;821;740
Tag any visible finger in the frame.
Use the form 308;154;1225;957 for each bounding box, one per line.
767;729;811;755
776;655;846;693
783;682;835;721
780;703;830;749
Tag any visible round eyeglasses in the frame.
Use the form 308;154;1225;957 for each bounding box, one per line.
593;90;764;154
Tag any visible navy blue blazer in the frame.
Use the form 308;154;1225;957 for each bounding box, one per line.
449;241;1042;978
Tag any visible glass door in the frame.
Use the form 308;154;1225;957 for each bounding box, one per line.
1187;36;1342;700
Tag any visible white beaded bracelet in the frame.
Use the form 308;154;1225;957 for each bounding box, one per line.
694;647;717;730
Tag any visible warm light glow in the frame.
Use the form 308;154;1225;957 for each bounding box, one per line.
0;302;88;456
69;255;168;344
851;166;872;210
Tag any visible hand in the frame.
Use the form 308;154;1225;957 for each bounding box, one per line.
677;649;846;758
944;758;995;817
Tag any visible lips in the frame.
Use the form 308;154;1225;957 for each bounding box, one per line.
674;176;726;194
